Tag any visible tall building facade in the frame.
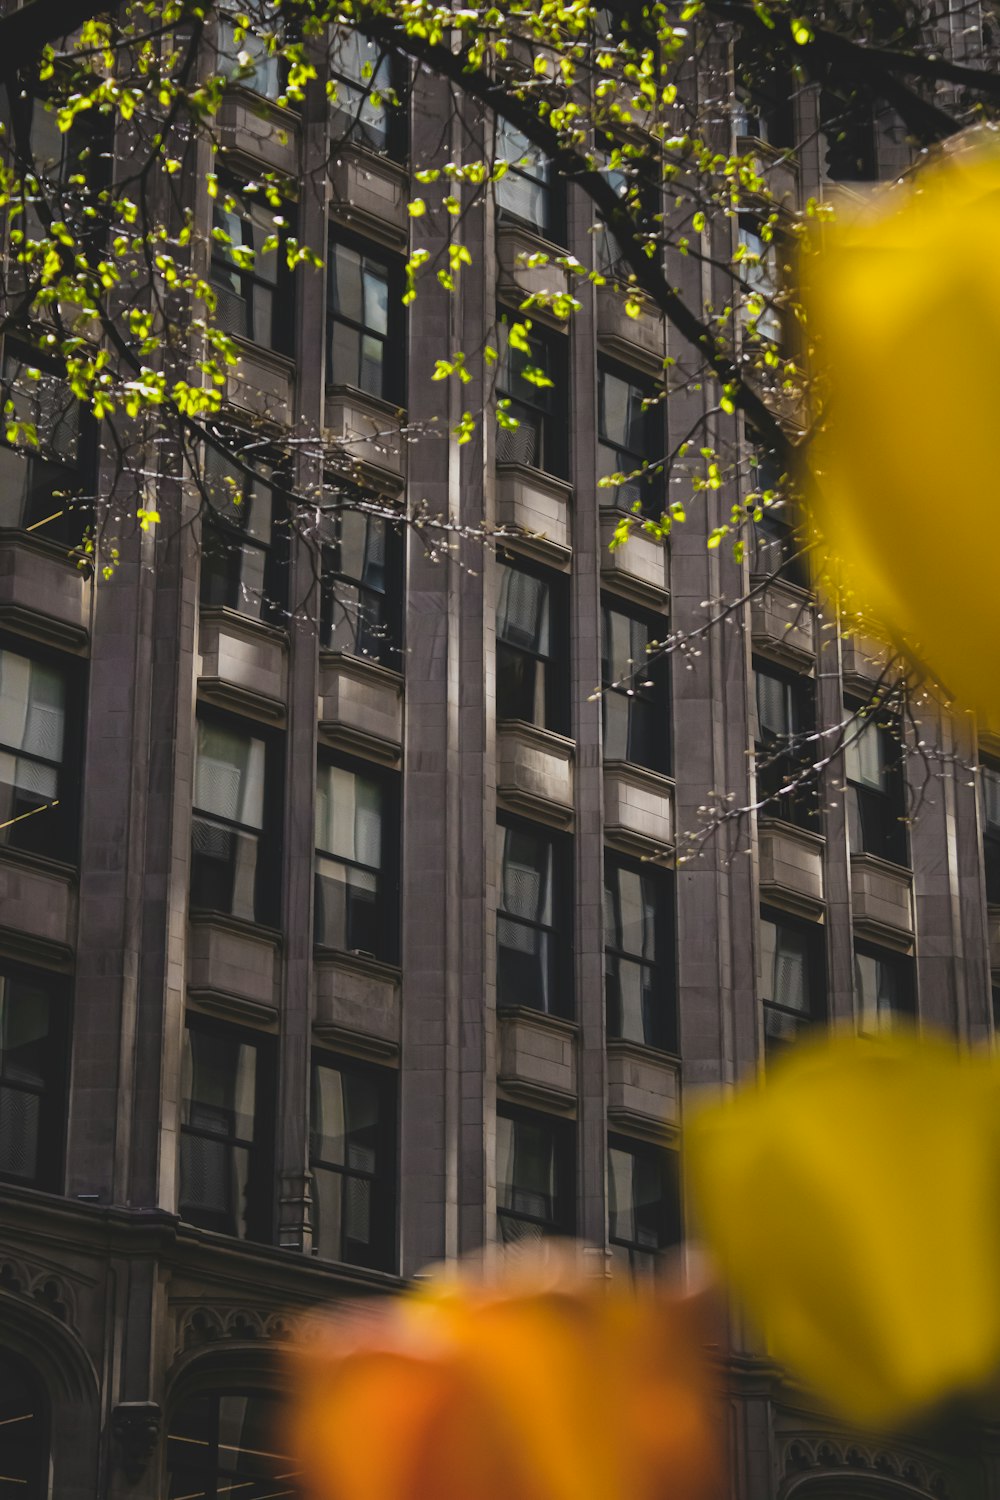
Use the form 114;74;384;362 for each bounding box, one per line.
0;17;998;1499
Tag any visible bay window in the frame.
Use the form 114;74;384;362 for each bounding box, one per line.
327;240;398;402
495;117;555;238
320;507;400;664
597;361;661;517
844;707;907;866
217;13;282;98
981;756;1000;904
330;28;403;155
496;313;565;477
753;660;818;829
0;348;89;545
855;944;915;1034
199;447;286;621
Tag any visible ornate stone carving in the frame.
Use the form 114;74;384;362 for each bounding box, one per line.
112;1402;161;1483
781;1435;948;1497
0;1256;76;1326
178;1303;295;1352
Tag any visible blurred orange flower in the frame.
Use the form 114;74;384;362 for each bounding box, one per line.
289;1252;723;1500
686;1030;1000;1428
805;133;1000;721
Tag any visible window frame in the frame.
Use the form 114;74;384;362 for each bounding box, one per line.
0;960;69;1194
495;308;567;479
216;11;284;100
0;632;81;863
980;754;1000;906
309;1049;398;1272
495;553;569;735
0;342;95;548
604;853;676;1054
496;815;572;1019
313;753;400;964
329;27;408;158
600;595;670;774
759;906;826;1059
494;115;561;242
597;358;663;519
166;1388;293;1498
178;1014;274;1243
496;1104;574;1244
326;232;404;405
843;699;909;868
319;499;403;666
209;177;294;356
197;443;290;624
189;708;282;929
753;657;819;832
854;941;916;1034
607;1134;681;1273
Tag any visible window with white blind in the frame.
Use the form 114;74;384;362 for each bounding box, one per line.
314;760;396;960
496;820;568;1015
0;968;65;1191
497;1108;572;1245
190;718;274;925
179;1020;270;1241
496;560;566;732
608;1138;680;1276
217;13;282;98
0;644;72;861
495;117;556;237
844;708;907;866
310;1054;396;1271
855;945;915;1034
759;911;824;1057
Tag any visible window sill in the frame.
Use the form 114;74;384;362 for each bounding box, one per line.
228;333;296;375
188;909;283;945
199;605;288;647
313;946;401;984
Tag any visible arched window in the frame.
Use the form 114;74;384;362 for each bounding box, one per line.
166;1390;299;1498
0;1350;48;1497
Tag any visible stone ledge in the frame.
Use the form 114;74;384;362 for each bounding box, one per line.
497;720;575;828
197;675;287;726
187;987;279;1030
604;761;674;857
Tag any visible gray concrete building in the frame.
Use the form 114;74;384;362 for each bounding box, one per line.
0;19;998;1499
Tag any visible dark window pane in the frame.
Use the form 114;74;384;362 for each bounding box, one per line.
310;1057;394;1270
179;1026;260;1240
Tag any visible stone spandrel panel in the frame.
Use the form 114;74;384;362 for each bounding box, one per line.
496;465;572;565
217;92;299;175
496;223;572;306
750;577;816;665
224;344;295;428
851;853;914;942
330;148;408;249
497;721;574;825
325;388;404;484
318;651;403;764
498;1008;577;1110
0;534;90;652
187;914;280;1022
0;849;76;960
604;762;674;857
598;510;669;608
606;1040;679;1136
198;609;288;722
596;286;667;375
758;818;826;915
314;951;400;1059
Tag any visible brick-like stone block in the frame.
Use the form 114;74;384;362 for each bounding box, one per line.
604;762;673;854
497;722;574;823
330;147;408;246
318;652;403;759
224;344;295;427
598;510;668;606
188;915;279;1009
851;854;914;938
496;465;572;560
0;849;76;953
325;388;404;480
758;818;825;912
315;952;401;1053
750;577;815;663
198;610;287;710
217;93;298;174
606;1041;679;1133
498;1008;577;1107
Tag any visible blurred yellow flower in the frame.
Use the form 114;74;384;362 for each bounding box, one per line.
805;134;1000;722
686;1030;1000;1428
289;1251;723;1500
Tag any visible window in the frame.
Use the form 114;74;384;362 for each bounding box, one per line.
199;447;287;622
733;37;795;149
855;945;915;1034
310;1054;396;1270
759;911;824;1057
597;362;661;517
496;821;568;1016
604;857;676;1053
0;1352;48;1499
495;314;566;477
820;87;877;182
496;560;566;732
315;760;397;961
737;214;781;345
320;507;401;664
745;433;807;589
191;717;277;926
329;28;404;155
0;967;66;1191
981;757;1000;905
595;158;659;285
0;348;89;546
0;644;74;861
217;13;282;98
497;1108;572;1244
601;601;669;772
167;1391;296;1499
844;707;907;866
608;1138;680;1275
210;182;291;353
495;116;555;238
179;1020;271;1241
327;240;398;402
753;661;818;830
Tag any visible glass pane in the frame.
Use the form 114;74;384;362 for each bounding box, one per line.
0;650;66;763
497;916;549;1012
500;826;552;924
194;722;266;829
311;1062;380;1168
182;1028;256;1140
217;17;282;98
496;643;545;725
314;858;378;952
761;919;811;1013
330;243;364;322
0;1084;41;1182
315;764;383;866
755;669;793;742
497;564;550;655
845;718;884;789
0;977;50;1087
605;953;656;1045
312;1162;344;1261
330;318;362;388
330;28;392;146
983;766;1000;833
497;1114;556;1220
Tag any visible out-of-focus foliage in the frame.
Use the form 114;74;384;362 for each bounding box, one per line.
806;133;1000;722
290;1250;722;1500
686;1029;1000;1428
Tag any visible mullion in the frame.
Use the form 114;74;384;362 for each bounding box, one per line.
193;808;260;841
